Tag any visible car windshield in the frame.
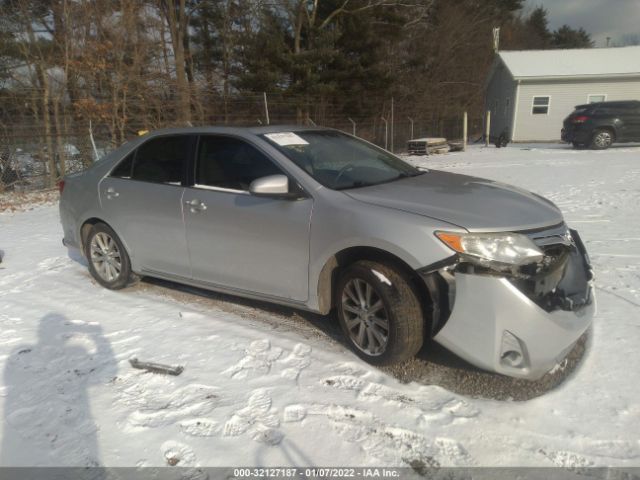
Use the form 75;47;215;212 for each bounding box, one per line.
262;130;423;190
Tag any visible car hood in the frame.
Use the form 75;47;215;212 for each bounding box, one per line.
344;170;564;232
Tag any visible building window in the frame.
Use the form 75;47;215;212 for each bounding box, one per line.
588;94;606;103
532;96;550;115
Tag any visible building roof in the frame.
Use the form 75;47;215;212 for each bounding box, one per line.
498;46;640;80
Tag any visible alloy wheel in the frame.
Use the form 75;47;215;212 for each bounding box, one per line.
594;131;612;148
89;232;122;282
341;278;390;356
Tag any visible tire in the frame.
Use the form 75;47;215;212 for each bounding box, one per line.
590;129;613;150
85;222;136;290
335;260;424;366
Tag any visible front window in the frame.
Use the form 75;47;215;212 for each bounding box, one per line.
262;130;422;190
532;96;550;115
196;136;283;191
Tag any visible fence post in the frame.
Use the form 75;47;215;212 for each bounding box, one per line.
348;117;356;136
263;92;270;125
390;97;394;153
462;112;468;152
485;110;491;147
89;120;99;162
381;117;388;150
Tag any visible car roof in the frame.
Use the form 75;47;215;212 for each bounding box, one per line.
139;125;336;137
575;100;640;109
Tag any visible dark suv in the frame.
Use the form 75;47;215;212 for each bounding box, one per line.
561;100;640;149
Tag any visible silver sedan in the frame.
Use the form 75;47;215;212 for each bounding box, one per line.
59;126;595;379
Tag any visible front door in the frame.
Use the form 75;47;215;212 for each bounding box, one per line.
183;135;313;301
99;134;192;277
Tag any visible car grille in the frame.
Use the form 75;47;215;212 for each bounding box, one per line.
514;224;593;311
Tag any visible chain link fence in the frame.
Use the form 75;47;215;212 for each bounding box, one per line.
0;92;483;194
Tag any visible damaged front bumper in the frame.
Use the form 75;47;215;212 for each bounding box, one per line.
424;226;595;380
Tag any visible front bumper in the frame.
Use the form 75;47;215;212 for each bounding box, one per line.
430;228;595;380
433;273;594;380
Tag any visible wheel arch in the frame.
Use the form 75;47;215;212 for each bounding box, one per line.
316;246;433;319
79;217;132;260
593;125;617;142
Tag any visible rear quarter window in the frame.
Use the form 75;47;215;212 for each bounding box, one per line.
110;152;134;178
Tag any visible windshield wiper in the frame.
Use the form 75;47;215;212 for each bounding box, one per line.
395;171;424;180
334;171;424;190
335;181;373;190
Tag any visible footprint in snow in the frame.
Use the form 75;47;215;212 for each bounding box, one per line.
161;440;196;467
280;402;473;465
223;389;283;445
538;448;594;471
223;340;313;382
279;343;312;381
223;339;283;379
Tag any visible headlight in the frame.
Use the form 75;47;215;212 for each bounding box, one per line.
435;231;544;266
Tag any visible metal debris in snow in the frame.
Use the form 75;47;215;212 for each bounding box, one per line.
129;357;184;376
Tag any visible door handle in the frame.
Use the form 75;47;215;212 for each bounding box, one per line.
185;199;207;212
106;187;119;199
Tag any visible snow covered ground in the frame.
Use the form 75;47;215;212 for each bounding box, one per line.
0;143;639;468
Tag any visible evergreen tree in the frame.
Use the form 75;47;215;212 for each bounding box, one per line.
551;25;594;49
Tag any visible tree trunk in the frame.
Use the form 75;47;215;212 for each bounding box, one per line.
163;0;191;125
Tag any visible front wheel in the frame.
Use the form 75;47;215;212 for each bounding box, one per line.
336;260;424;366
85;223;135;290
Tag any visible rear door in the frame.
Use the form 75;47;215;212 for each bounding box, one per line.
99;134;193;277
183;135;313;301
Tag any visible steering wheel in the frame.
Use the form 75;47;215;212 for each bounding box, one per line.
334;163;355;186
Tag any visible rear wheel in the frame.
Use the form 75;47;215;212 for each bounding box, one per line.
336;260;424;366
85;223;135;289
590;129;613;150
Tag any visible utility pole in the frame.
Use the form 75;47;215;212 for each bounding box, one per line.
381;117;388;150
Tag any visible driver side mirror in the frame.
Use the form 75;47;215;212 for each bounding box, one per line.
249;174;294;198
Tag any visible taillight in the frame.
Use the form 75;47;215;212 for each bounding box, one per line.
57;180;65;193
572;115;589;124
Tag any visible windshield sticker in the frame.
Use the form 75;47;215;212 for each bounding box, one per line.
264;132;309;146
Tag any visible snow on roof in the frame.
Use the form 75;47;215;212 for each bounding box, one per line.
498;46;640;79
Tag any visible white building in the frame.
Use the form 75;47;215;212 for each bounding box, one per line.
485;46;640;142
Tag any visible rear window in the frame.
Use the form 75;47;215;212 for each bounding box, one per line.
131;135;189;185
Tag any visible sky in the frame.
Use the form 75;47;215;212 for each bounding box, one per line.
524;0;640;47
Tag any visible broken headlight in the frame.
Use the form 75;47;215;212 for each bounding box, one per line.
435;231;544;267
